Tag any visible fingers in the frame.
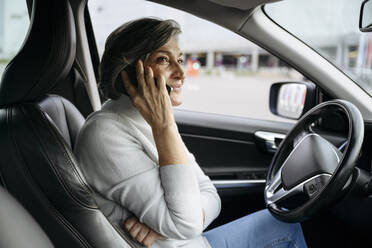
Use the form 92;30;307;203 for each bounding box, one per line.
156;74;167;93
136;60;147;91
123;217;166;247
142;230;165;248
129;222;144;240
123;60;166;97
122;216;137;231
145;66;156;93
135;225;150;243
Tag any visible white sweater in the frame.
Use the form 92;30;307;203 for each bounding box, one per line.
74;95;221;248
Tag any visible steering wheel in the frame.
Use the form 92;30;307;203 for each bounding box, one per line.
264;99;364;223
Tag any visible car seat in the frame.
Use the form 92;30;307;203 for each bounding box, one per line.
0;186;54;248
0;0;136;247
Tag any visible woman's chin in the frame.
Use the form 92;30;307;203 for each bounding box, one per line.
170;93;183;106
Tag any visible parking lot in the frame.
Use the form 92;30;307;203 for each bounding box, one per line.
179;71;297;122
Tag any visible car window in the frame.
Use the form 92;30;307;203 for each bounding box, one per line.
265;0;372;97
0;0;30;79
88;0;306;122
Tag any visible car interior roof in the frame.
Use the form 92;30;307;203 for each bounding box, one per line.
148;0;256;32
207;0;281;10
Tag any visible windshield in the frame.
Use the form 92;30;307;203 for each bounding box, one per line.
265;0;372;97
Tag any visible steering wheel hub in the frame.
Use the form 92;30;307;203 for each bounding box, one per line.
264;100;364;222
281;133;341;190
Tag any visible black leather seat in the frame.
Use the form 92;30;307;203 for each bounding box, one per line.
0;186;54;248
0;0;135;247
39;94;85;150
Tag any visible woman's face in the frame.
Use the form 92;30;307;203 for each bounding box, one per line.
144;37;185;106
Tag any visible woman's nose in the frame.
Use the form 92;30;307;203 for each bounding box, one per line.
172;62;185;80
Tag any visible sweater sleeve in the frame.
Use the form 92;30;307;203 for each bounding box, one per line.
75;117;204;240
187;152;221;229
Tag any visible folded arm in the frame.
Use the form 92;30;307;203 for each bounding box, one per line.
76;119;204;240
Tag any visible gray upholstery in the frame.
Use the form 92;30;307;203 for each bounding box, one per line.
0;187;54;248
39;94;85;149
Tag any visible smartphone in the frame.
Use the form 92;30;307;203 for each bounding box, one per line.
115;64;171;96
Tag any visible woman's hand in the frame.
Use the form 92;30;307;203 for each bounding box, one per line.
123;216;166;248
121;60;175;131
122;60;189;166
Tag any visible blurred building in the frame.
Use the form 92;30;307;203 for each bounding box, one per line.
88;0;367;75
0;0;370;79
0;0;29;60
89;0;280;71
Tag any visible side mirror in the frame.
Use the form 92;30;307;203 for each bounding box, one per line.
269;82;316;120
360;0;372;32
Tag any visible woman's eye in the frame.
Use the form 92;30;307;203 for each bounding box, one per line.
157;57;169;63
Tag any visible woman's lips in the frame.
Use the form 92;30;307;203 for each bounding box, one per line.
170;84;183;92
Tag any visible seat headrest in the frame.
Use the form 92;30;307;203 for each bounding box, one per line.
0;0;76;106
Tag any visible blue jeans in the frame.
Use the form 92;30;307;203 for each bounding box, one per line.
203;209;307;248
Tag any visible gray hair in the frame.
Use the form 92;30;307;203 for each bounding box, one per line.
99;17;181;100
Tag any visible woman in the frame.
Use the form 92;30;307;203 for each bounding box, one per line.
74;18;307;248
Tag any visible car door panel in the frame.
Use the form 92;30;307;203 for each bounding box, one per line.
181;131;271;179
175;110;294;227
175;110;293;178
